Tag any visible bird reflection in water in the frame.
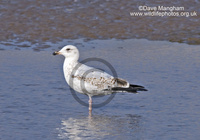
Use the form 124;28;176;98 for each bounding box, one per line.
56;114;143;139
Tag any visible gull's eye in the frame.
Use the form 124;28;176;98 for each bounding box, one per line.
66;48;71;51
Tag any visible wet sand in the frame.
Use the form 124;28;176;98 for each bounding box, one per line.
0;0;200;51
1;39;200;139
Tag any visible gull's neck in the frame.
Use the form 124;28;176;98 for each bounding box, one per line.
63;57;79;84
63;57;79;74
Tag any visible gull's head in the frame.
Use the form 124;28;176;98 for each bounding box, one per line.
53;45;79;61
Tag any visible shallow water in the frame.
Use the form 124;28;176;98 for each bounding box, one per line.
1;39;200;139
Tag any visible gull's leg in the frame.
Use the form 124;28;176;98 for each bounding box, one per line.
88;95;92;112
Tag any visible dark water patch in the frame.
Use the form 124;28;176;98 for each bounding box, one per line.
23;84;40;87
33;45;51;51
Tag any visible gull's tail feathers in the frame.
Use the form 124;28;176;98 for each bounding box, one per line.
105;84;148;93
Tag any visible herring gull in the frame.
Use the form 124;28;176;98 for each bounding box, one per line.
53;45;147;112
